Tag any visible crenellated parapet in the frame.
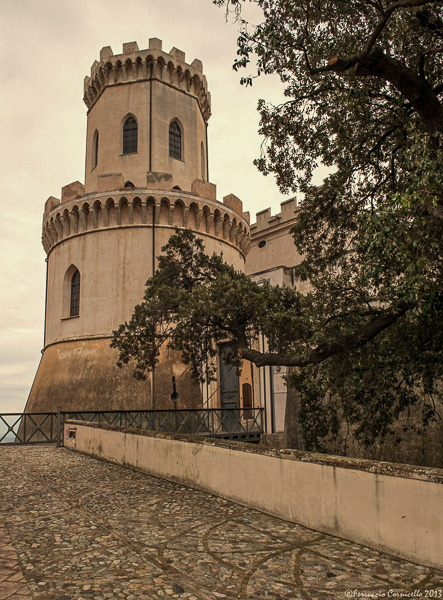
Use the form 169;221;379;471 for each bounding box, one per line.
42;190;250;257
83;39;211;122
250;197;299;234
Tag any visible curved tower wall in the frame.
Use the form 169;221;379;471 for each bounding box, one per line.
83;40;211;193
26;39;250;413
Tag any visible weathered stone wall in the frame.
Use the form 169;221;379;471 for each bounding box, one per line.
65;420;443;570
248;201;442;468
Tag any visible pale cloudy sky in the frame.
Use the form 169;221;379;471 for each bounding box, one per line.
0;0;296;413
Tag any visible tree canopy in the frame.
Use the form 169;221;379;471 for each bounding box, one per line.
112;0;442;451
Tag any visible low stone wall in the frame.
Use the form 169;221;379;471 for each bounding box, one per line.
64;420;443;570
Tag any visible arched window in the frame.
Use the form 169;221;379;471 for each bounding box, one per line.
92;130;99;169
123;117;138;154
124;180;135;188
70;270;80;317
169;121;182;159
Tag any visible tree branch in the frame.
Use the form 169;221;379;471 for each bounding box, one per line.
239;301;413;367
386;0;440;9
356;47;443;133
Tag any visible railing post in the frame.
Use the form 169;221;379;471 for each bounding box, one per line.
56;405;62;448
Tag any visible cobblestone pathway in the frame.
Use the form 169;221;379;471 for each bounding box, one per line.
0;447;442;600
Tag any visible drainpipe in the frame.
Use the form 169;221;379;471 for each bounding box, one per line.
151;202;156;408
149;63;155;409
43;257;49;348
205;123;209;182
261;333;268;434
270;365;275;433
149;63;153;172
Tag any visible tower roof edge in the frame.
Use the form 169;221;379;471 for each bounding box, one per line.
83;40;210;121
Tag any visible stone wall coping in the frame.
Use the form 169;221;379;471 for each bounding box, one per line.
65;420;443;484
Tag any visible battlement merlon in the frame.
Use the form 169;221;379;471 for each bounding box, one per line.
250;197;298;232
83;39;211;121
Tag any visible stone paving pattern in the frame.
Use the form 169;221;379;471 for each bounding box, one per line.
0;447;442;600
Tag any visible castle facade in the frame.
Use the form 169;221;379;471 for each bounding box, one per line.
26;40;252;414
25;39;442;467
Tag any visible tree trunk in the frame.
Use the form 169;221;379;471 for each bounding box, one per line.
283;370;303;449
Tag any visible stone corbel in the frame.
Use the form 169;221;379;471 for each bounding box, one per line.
112;65;118;84
207;213;215;234
155;202;161;224
44;225;54;247
223;219;231;240
101;204;109;227
49;221;58;243
183;206;190;227
230;224;239;244
79;209;88;232
60;215;70;237
54;217;63;239
115;204;121;226
241;235;251;255
91;207;99;229
141;199;147;224
128;201;134;224
215;215;223;237
69;211;79;234
131;61;137;80
196;209;203;230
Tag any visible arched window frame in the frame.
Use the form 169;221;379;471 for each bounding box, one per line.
62;265;81;319
169;120;182;160
70;270;80;317
122;115;138;155
92;129;99;169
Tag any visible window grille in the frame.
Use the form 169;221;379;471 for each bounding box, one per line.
123;117;138;154
70;270;80;317
169;122;181;159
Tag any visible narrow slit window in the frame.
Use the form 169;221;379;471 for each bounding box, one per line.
93;130;99;168
123;117;138;154
201;141;206;180
169;121;181;160
70;270;80;317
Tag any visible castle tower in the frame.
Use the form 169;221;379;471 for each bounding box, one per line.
26;39;250;413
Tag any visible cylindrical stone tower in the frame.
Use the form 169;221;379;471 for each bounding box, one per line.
26;39;250;413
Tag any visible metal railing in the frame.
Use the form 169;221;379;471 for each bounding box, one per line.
0;407;264;446
66;408;264;440
0;412;60;445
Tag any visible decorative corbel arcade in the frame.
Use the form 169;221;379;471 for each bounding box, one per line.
42;191;251;257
